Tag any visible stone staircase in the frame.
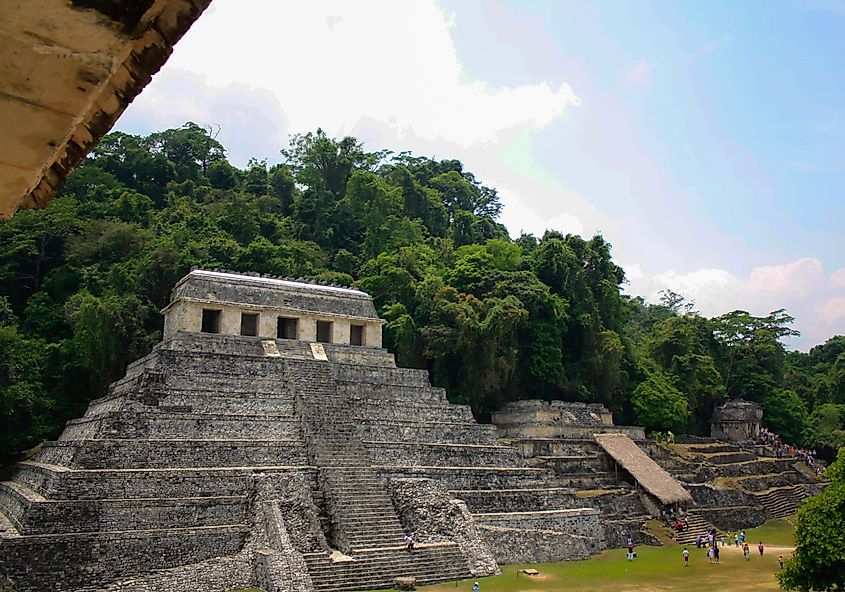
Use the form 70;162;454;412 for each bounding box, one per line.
648;438;822;532
754;484;811;519
674;511;716;545
322;469;407;550
288;359;473;587
290;360;409;551
303;544;469;592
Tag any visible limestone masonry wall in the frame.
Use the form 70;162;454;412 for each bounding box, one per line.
389;478;499;577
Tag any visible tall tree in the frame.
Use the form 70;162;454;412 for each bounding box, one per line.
779;447;845;592
712;309;799;401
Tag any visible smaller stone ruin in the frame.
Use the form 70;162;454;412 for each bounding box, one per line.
710;400;762;443
492;400;643;441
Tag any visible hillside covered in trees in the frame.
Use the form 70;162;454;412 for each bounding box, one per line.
2;123;844;463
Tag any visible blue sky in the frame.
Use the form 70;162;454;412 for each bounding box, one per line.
116;0;845;349
448;0;845;270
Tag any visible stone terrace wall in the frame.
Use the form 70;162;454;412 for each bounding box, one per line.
160;331;396;367
389;478;498;577
453;487;580;514
14;465;317;500
475;508;604;563
36;439;307;469
86;555;254;592
0;527;248;592
479;527;595;564
0;484;245;535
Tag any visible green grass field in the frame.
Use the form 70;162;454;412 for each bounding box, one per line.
744;516;797;547
231;518;796;592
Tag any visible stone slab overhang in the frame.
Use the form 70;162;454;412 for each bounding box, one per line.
0;0;211;218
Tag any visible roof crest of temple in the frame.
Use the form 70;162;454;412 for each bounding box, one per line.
181;268;368;298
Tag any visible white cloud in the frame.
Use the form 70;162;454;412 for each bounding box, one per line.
117;70;289;166
746;258;825;297
134;1;579;149
829;268;845;290
819;297;845;324
625;258;845;350
498;189;585;237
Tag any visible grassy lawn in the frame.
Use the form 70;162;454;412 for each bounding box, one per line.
230;518;795;592
743;517;797;547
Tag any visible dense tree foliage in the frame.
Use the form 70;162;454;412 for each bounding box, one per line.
779;447;845;591
1;123;843;463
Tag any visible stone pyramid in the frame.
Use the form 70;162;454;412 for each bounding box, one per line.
0;270;602;592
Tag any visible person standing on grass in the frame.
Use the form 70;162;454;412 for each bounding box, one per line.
627;536;635;561
473;582;479;592
683;547;689;567
758;542;764;557
713;544;720;564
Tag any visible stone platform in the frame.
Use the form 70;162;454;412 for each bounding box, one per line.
0;271;603;591
489;399;823;546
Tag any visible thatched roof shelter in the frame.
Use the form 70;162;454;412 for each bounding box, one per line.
595;433;692;506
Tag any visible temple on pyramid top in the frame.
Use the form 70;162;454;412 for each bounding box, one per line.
161;269;384;348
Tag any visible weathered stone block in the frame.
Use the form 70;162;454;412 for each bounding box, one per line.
395;576;416;590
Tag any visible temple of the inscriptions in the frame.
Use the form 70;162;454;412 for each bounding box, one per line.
0;270;603;592
0;270;823;592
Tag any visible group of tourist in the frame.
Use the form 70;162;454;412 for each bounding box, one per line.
758;427;822;475
661;506;689;533
693;527;723;563
694;530;715;549
686;527;772;567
